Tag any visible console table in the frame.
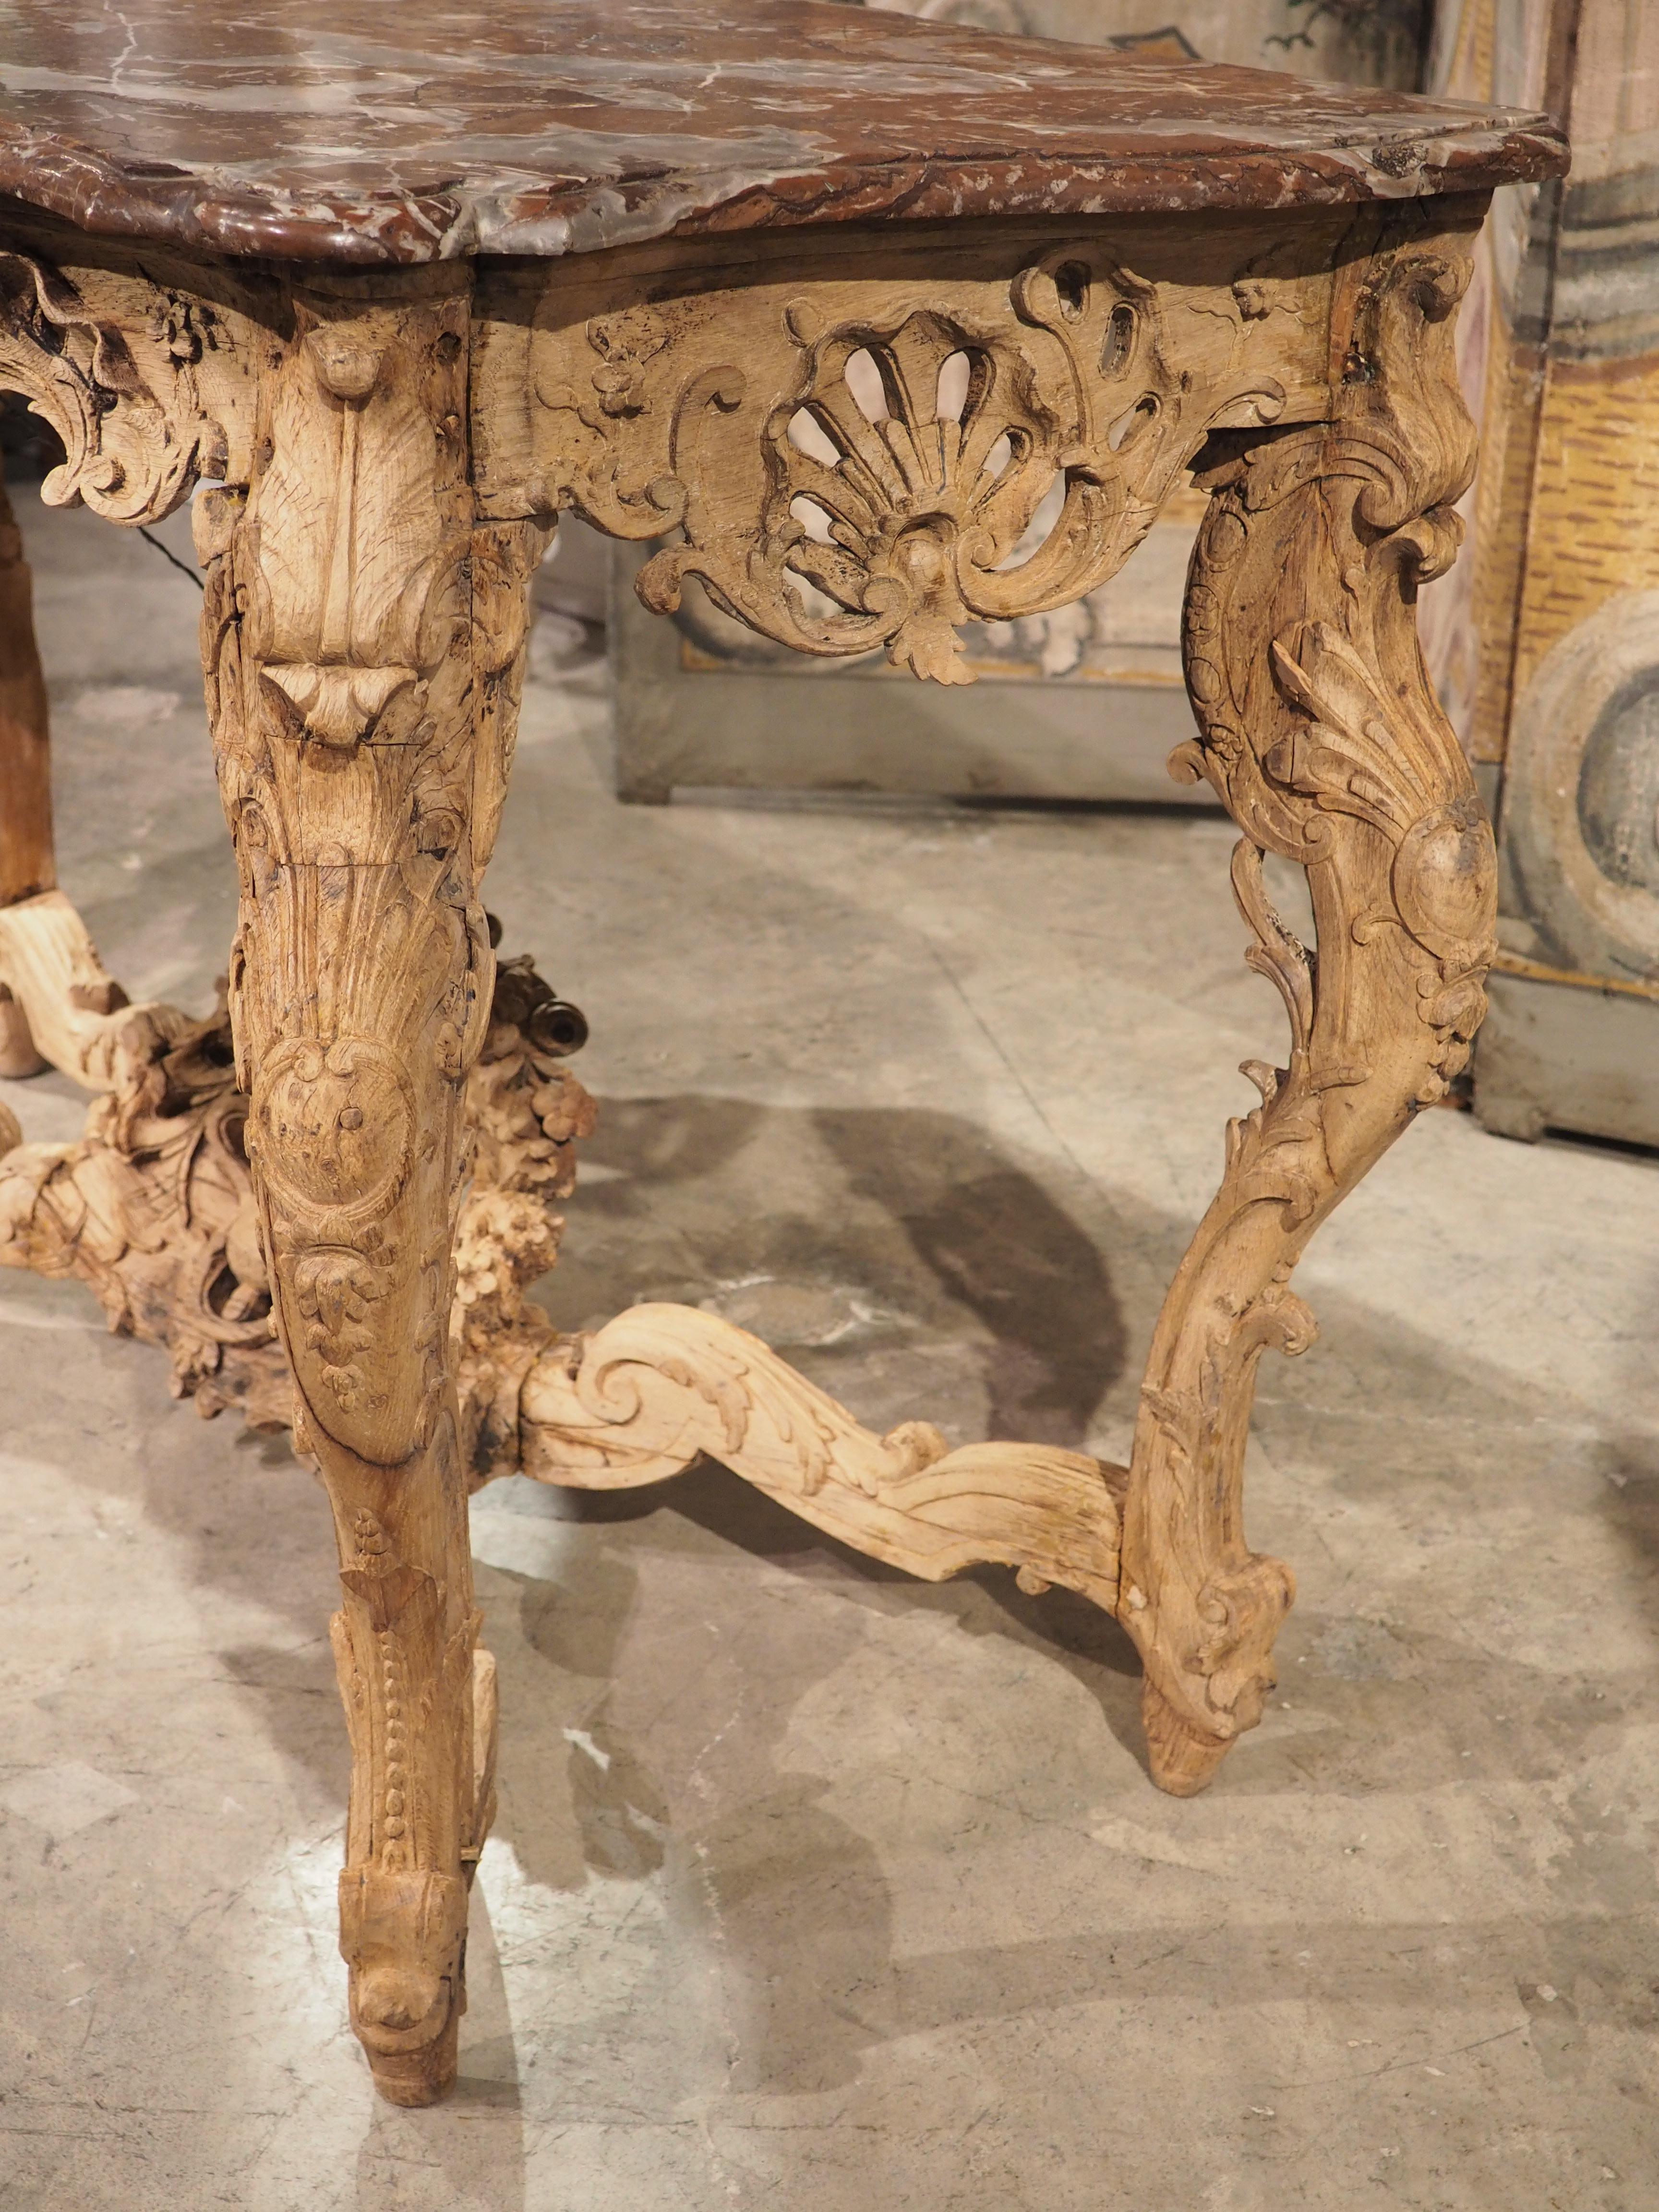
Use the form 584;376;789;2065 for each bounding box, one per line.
0;0;1563;2105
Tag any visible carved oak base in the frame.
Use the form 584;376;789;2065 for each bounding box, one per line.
0;176;1512;2098
0;887;1259;1804
0;894;1135;1744
0;892;1130;1612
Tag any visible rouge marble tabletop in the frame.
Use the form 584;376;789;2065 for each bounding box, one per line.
0;0;1565;265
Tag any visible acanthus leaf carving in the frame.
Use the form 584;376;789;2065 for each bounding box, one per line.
0;247;255;525
518;1301;1127;1617
245;309;468;756
0;914;596;1446
339;1508;436;1634
1185;1552;1297;1734
0;981;284;1412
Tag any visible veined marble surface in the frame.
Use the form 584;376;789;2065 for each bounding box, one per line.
0;0;1564;264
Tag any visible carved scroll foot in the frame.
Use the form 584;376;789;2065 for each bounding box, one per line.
331;1536;505;2110
338;1651;496;2109
362;2002;462;2109
1140;1682;1232;1798
342;1864;468;2107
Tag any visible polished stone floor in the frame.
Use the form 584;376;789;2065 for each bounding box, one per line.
1;495;1656;2211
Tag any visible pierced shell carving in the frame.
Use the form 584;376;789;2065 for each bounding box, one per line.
763;314;1072;682
511;231;1322;690
639;256;1197;685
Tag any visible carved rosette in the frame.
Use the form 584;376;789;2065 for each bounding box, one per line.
1122;223;1498;1790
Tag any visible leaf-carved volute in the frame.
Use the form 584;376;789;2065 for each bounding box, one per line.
0;244;256;524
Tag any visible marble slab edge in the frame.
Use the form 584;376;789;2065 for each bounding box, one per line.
0;117;1569;269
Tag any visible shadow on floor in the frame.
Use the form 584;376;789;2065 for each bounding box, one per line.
12;1085;1659;2120
548;1090;1130;1449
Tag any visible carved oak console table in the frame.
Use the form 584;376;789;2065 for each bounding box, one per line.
0;0;1563;2105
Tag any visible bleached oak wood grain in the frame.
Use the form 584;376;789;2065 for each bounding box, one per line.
0;175;1506;2098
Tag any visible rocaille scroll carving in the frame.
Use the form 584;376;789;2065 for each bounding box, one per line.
518;1302;1126;1614
500;227;1331;685
0;244;255;525
0;922;596;1448
1118;221;1498;1793
0;972;281;1410
637;254;1205;685
0;938;1128;1628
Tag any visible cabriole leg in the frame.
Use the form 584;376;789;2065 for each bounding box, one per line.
196;276;541;2103
0;467;52;1073
1121;242;1497;1794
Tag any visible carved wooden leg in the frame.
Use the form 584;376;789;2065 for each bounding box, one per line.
0;469;50;904
0;467;52;1071
194;276;546;2103
1121;248;1496;1794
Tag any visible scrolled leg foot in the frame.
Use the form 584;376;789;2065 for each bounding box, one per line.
341;1868;469;2106
1140;1681;1233;1798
